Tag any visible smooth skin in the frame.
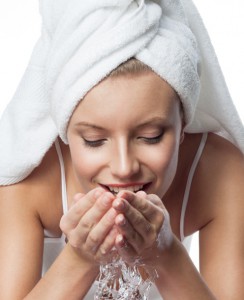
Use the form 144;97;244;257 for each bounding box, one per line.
0;72;243;299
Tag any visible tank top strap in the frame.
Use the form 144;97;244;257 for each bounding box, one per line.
180;133;208;241
54;139;68;215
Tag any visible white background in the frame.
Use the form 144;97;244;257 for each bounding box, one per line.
0;0;244;269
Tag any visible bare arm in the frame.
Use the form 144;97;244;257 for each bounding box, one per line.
154;236;217;299
0;181;99;300
0;141;103;300
0;183;44;299
198;136;244;299
156;137;244;299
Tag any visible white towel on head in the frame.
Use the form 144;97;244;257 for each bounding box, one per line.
181;0;244;144
0;0;243;186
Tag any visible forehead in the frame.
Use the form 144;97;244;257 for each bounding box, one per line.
70;71;180;124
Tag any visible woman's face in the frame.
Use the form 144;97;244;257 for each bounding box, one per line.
67;71;182;198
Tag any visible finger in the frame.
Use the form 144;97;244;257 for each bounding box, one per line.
146;193;165;209
115;191;163;224
68;192;116;247
85;207;118;253
114;194;165;249
113;194;162;234
114;208;151;252
115;235;137;264
70;193;85;208
60;187;105;234
73;192;84;202
95;226;118;260
80;191;115;231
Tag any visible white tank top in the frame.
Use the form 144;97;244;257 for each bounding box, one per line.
43;133;208;299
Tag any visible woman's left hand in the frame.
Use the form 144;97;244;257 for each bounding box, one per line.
112;190;174;268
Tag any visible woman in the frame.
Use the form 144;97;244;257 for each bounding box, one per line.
0;0;243;299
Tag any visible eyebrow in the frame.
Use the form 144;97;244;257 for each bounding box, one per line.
74;117;169;130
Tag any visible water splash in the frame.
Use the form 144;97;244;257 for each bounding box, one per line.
94;254;157;300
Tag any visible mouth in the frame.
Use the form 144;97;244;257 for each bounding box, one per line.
100;182;152;195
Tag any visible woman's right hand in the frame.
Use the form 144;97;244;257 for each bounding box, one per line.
60;187;119;264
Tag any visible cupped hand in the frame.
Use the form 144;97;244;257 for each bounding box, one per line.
60;187;119;264
112;190;174;268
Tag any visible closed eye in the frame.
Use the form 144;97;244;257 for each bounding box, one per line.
82;132;164;147
83;138;106;148
139;132;164;144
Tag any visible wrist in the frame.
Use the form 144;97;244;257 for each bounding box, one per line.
152;236;217;300
157;234;184;273
65;243;99;276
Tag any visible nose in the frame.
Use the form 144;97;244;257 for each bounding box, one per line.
110;140;140;179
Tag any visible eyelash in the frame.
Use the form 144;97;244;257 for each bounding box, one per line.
83;139;106;148
140;132;164;144
82;133;164;148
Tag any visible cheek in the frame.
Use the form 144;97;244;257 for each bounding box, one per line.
149;133;180;193
152;133;179;171
69;141;106;181
156;144;178;179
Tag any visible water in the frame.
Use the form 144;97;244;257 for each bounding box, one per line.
94;255;157;300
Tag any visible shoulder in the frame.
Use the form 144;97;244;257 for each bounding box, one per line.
189;132;244;187
0;142;62;234
204;133;244;168
0;142;60;199
193;134;244;295
0;142;63;296
202;132;244;209
200;133;244;201
185;133;244;234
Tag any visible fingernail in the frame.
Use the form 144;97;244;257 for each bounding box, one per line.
117;190;129;198
113;199;124;210
117;214;126;226
117;191;133;201
136;190;147;198
117;234;125;246
100;247;108;255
